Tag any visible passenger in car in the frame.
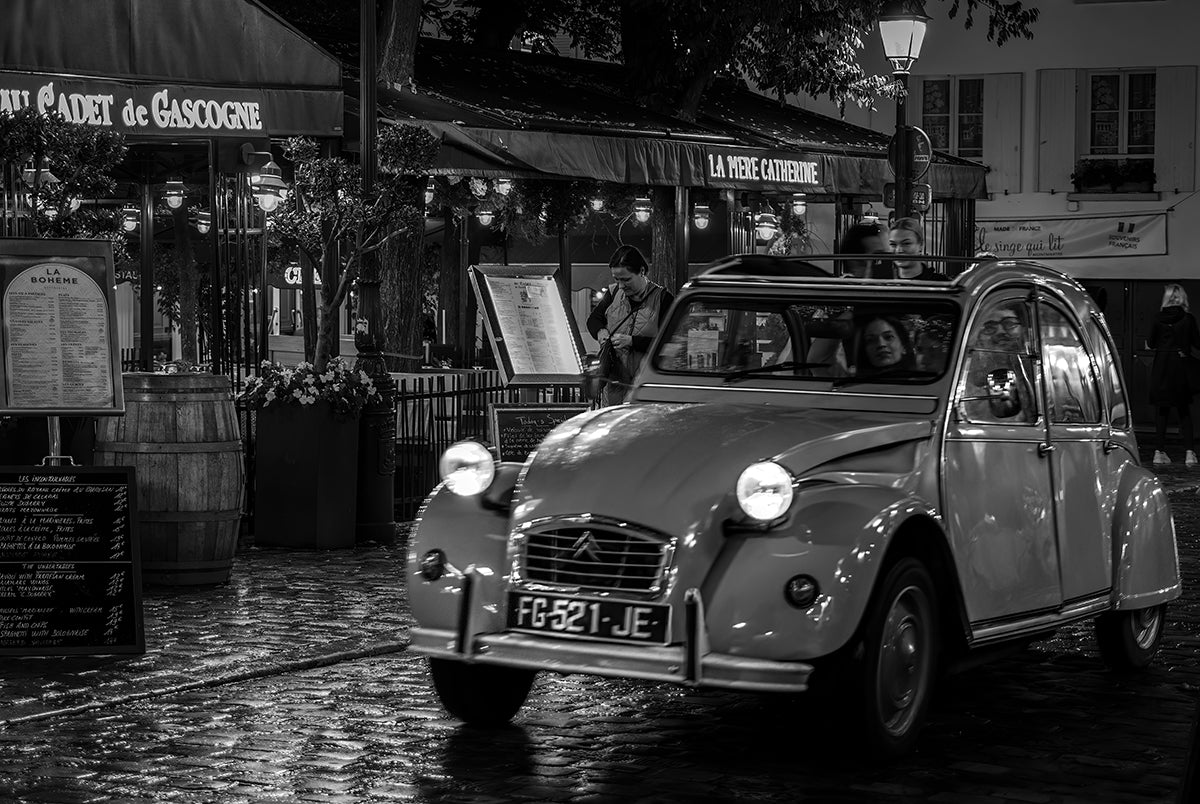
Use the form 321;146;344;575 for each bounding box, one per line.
963;302;1035;422
855;315;917;376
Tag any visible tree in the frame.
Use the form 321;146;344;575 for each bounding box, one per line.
269;125;438;374
0;108;127;253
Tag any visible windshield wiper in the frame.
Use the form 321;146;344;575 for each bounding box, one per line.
723;360;830;382
831;369;941;388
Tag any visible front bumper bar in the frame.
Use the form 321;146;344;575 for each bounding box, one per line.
408;570;814;693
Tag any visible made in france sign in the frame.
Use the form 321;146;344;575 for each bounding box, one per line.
704;147;823;190
975;213;1167;259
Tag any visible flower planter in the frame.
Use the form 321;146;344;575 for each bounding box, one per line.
253;402;359;549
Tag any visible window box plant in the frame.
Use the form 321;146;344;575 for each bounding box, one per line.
1071;157;1156;194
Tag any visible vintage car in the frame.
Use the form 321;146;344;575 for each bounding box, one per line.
405;254;1181;757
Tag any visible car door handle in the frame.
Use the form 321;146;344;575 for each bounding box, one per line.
1103;440;1120;454
1037;443;1055;457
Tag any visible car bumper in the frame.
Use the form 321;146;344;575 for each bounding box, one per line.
407;571;814;693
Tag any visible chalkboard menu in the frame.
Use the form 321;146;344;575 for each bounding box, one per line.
490;404;590;462
0;466;144;656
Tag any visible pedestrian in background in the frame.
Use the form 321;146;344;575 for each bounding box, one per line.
587;245;675;406
1148;283;1200;466
888;217;949;281
836;222;888;278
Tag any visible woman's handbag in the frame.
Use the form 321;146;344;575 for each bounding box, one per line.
597;339;631;386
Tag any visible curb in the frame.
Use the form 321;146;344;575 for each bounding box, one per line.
0;640;410;730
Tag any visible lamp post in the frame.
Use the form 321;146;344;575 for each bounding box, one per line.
353;0;397;544
878;0;929;222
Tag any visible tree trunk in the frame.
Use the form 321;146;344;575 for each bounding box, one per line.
378;0;421;88
438;209;462;353
380;180;424;372
650;187;677;293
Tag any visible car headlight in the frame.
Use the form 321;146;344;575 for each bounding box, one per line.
735;461;794;521
439;441;496;496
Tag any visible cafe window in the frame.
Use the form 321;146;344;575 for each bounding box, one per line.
921;77;984;159
1087;71;1155;156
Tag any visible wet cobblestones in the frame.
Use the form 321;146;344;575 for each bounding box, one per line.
0;457;1197;803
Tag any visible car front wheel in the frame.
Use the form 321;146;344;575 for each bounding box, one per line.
853;557;940;759
1096;604;1166;671
428;658;537;725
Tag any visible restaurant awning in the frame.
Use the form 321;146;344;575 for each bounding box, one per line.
0;0;344;138
373;37;987;199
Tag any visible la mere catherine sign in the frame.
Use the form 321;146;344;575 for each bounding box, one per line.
0;72;264;137
704;147;822;190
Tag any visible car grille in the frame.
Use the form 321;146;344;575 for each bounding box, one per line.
518;521;671;594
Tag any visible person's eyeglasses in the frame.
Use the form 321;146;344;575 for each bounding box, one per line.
982;317;1022;333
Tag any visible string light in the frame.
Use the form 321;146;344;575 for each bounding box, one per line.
754;211;779;241
633;196;651;223
790;193;807;216
494;178;513;196
692;204;711;230
590;197;605;212
476;206;495;226
163;178;187;209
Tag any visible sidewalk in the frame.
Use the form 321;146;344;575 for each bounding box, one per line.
1;447;1196;730
0;527;412;728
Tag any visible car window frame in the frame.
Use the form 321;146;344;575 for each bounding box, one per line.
1034;296;1104;426
953;289;1042;426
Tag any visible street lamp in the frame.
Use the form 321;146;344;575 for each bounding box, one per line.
878;0;929;222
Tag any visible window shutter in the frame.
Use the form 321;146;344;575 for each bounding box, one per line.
1037;69;1076;192
1154;65;1196;193
983;73;1022;195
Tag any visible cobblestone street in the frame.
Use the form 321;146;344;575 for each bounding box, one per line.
0;457;1197;803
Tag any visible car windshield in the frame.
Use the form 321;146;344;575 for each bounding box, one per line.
652;296;960;383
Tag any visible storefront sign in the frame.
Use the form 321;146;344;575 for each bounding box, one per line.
0;72;265;137
704;147;822;190
489;403;590;462
975;213;1167;259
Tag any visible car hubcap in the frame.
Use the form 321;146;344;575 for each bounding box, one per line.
1131;606;1162;650
877;584;928;735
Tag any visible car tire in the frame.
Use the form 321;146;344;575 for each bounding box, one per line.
1095;604;1167;672
852;557;941;759
428;658;537;725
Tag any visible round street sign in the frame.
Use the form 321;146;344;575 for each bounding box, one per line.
888;126;934;181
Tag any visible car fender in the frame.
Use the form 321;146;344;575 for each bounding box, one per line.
1112;465;1182;608
405;465;521;635
701;483;945;661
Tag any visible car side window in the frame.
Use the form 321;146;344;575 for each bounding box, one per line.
1039;305;1101;424
956;297;1039;424
1084;314;1130;430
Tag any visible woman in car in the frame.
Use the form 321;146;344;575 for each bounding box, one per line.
855;315;917;376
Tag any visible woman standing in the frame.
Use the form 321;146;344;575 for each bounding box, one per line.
587;245;675;406
1148;283;1200;466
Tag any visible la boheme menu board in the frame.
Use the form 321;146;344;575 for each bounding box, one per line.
0;239;123;415
469;265;584;385
0;466;144;656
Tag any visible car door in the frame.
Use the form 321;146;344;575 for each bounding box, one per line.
944;291;1062;625
1038;298;1112;603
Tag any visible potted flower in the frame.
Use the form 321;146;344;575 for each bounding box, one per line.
240;357;378;548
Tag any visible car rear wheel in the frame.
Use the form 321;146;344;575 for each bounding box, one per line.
853;557;940;759
1096;604;1166;671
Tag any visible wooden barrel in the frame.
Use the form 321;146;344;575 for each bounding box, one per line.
94;373;244;586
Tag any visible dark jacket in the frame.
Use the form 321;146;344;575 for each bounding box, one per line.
1148;305;1200;407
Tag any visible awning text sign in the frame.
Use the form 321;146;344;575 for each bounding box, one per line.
975;213;1167;259
705;147;822;190
0;72;265;137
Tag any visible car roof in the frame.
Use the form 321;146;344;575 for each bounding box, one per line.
687;253;1097;319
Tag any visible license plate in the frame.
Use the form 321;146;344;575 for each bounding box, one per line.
506;592;670;645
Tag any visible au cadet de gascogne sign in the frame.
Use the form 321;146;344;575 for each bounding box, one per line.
0;72;264;137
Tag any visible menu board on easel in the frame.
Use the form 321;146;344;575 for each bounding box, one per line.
0;466;144;656
469;265;584;386
0;238;123;415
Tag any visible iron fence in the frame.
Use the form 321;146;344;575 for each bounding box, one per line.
238;371;591;527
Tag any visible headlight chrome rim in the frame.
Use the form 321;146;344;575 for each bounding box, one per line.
439;440;496;496
735;461;795;521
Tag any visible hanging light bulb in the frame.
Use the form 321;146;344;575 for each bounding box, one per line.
790;193;807;216
21;158;59;188
494;177;513;196
476;206;495;227
754;211;779;241
859;205;879;225
633;196;651;223
692;203;711;230
193;210;211;234
252;159;287;213
424;179;436;206
163;177;187;209
120;205;139;232
590;197;605;212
